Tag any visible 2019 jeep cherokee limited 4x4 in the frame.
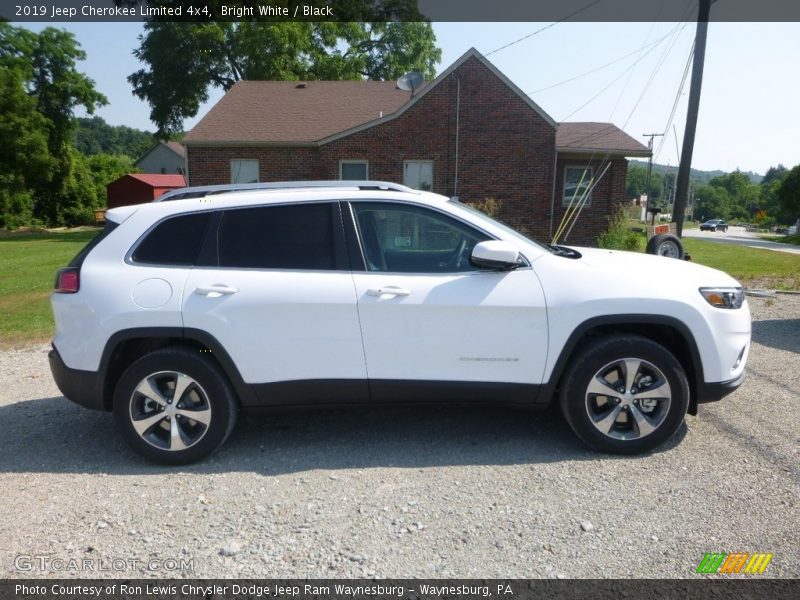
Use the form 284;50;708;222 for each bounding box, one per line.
49;182;751;464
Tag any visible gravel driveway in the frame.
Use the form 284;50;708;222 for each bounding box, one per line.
1;296;798;579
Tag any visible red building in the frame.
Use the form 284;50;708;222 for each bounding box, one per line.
182;48;649;246
106;173;186;209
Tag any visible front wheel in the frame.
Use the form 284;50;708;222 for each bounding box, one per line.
559;335;689;454
113;347;238;464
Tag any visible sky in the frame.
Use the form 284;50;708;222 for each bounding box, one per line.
17;20;800;175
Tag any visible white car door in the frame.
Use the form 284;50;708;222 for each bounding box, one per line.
347;201;548;401
182;202;367;404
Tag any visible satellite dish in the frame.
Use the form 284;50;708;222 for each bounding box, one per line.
396;71;424;96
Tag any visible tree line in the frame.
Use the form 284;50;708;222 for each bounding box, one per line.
1;14;440;229
626;162;800;227
0;24;143;228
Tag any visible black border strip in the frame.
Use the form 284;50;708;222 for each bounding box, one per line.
5;0;800;23
2;578;798;600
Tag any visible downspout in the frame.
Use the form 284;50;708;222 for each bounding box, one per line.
452;76;461;200
183;145;190;185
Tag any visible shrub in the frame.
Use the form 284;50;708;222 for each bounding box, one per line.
467;197;502;217
598;209;645;252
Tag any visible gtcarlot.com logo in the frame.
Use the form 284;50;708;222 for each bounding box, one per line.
14;554;194;573
696;552;773;574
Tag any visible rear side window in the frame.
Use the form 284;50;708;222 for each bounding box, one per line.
131;212;210;266
212;203;335;270
69;221;119;268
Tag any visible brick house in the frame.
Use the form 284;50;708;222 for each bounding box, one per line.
183;48;649;245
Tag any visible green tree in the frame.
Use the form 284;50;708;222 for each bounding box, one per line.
86;153;137;207
759;164;789;225
129;20;441;136
0;24;107;225
625;164;663;202
693;184;732;221
777;165;800;225
74;116;154;158
709;170;760;218
0;68;55;228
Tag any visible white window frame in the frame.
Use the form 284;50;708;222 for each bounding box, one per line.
403;160;434;192
562;166;593;207
339;160;369;180
230;159;259;184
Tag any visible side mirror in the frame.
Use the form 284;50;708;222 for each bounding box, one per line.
470;241;520;271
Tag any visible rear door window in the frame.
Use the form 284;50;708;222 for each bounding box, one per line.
211;203;337;270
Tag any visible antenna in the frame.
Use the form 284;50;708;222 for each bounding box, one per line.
396;71;423;97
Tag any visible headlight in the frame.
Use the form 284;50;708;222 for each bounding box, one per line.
699;287;744;309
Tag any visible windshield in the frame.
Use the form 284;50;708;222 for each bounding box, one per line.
447;200;553;253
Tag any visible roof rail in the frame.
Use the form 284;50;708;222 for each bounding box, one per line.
156;180;417;202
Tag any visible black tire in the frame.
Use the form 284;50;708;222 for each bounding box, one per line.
559;335;689;454
646;233;685;259
113;347;238;465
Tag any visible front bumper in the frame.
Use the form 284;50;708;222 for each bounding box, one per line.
696;369;747;404
48;345;107;411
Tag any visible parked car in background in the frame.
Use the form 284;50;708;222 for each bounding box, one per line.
700;219;728;232
49;181;751;464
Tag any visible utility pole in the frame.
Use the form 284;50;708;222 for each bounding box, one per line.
674;0;711;237
642;133;664;208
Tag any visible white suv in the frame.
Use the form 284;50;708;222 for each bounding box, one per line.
49;182;751;464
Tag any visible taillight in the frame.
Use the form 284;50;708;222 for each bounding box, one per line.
54;268;80;293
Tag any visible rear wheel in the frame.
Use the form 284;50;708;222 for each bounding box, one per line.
113;347;237;464
560;335;689;454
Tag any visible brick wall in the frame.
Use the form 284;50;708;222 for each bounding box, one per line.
552;157;629;246
186;56;630;246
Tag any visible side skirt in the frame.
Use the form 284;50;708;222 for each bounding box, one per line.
247;379;544;410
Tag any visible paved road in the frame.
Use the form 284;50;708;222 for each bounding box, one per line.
683;226;800;255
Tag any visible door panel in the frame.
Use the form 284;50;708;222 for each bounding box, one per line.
353;270;548;385
182;202;367;393
348;201;548;391
183;269;366;384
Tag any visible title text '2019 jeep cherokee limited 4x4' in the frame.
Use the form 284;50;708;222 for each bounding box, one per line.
50;182;751;464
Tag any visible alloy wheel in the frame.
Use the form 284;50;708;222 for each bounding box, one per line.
584;358;672;441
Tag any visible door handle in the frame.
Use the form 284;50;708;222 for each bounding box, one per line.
195;285;239;296
366;286;411;297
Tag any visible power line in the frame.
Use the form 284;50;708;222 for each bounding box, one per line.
653;41;695;162
484;0;603;57
527;28;678;95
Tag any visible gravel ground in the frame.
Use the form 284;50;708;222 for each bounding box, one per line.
0;295;798;579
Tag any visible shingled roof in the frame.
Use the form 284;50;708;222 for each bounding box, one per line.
183;80;417;145
183;48;648;157
557;122;650;156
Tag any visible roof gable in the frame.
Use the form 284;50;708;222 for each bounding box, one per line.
556;122;650;156
135;141;185;164
183;48;556;146
183;80;415;145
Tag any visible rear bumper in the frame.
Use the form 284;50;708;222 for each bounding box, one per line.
48;346;106;411
696;370;747;404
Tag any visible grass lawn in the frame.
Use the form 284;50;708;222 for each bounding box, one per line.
683;238;800;290
0;229;99;348
0;228;797;349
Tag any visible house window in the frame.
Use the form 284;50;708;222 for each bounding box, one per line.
231;159;259;184
563;166;593;206
340;160;368;180
403;160;433;191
